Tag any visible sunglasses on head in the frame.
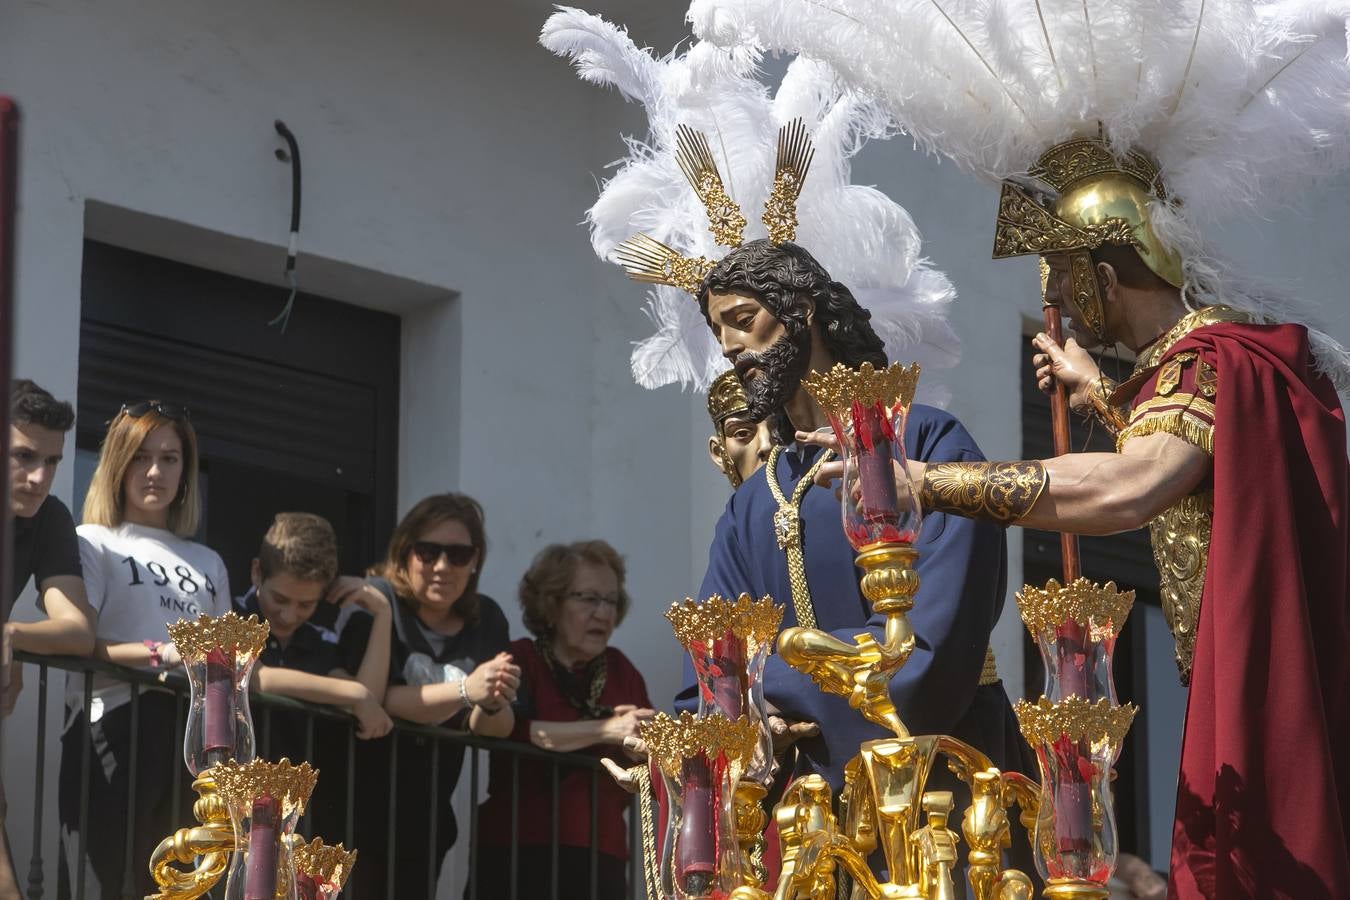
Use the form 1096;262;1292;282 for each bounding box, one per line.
410;541;476;567
121;401;191;422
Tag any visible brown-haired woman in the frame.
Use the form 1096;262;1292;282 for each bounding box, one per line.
338;492;519;899
60;401;230;899
474;540;654;900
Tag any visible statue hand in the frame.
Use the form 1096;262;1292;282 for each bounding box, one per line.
1032;333;1101;411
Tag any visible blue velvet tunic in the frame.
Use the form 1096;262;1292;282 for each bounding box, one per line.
678;404;1034;792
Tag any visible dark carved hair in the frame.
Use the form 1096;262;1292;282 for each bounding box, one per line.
11;379;75;432
698;239;887;369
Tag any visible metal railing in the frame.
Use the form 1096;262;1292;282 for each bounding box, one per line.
7;650;643;900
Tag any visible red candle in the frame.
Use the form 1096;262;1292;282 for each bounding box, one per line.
708;631;746;719
244;794;280;900
849;402;902;534
1048;736;1095;870
676;755;716;896
204;647;236;758
1054;621;1091;699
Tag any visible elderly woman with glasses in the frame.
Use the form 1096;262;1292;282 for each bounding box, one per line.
473;540;654;900
337;492;520;899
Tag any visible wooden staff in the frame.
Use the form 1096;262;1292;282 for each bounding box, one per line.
1040;260;1082;582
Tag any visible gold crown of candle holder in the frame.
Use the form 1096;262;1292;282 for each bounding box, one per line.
290;838;357;900
145;613;358;900
1013;579;1138;899
639;711;760;898
615;361;1143;900
666;594;783;887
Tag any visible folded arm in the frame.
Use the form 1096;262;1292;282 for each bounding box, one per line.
7;575;96;656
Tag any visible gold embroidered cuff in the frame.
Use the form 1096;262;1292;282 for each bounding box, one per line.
920;461;1048;525
1084;377;1129;435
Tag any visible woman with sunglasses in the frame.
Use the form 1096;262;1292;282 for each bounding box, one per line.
337;492;519;899
59;401;229;900
473;540;653;900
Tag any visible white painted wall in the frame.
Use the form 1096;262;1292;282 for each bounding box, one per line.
4;0;1350;890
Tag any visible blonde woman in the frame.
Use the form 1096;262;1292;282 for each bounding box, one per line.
58;401;229;900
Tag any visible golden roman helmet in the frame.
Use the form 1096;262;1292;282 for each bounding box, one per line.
992;138;1183;341
707;369;750;428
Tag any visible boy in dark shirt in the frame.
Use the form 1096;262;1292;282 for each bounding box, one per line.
5;380;96;900
234;512;394;845
235;512;393;736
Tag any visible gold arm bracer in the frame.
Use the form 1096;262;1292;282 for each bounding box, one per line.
920;461;1048;525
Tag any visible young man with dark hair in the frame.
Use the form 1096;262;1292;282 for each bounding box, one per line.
7;379;95;657
4;379;95;900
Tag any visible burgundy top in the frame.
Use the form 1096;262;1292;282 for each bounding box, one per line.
476;638;651;860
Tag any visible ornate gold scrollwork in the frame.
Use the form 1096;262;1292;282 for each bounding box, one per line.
146;772;235;900
920;461;1048;525
1150;491;1212;683
776;545;919;740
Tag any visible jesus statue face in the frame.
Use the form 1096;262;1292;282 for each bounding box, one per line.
704;289;813;423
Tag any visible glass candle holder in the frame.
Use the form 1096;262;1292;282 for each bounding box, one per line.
291;838;357;900
168;612;270;775
800;362;922;550
1015;697;1136;885
1015;579;1136;885
1017;579;1133;705
665;594;782;786
640;712;758;899
214;758;318;900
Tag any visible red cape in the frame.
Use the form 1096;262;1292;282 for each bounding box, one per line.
1166;322;1350;898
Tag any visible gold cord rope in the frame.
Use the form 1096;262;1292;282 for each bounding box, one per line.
765;444;834;630
633;765;661;900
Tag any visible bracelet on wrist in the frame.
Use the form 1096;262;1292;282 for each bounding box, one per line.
458;677;473;707
143;640;163;669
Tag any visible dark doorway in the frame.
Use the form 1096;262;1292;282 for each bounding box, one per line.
76;240;399;625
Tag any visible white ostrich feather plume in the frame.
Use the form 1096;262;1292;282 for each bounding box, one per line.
688;0;1350;390
541;6;960;395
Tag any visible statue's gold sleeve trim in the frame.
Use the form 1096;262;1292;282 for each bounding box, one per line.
919;461;1047;525
1116;393;1215;456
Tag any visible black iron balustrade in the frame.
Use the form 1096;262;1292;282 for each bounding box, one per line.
7;650;640;900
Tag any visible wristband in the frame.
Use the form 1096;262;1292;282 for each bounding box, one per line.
458;677;474;707
143;640;163;669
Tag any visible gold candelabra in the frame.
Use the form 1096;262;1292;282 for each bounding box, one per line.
144;613;357;900
617;361;1138;900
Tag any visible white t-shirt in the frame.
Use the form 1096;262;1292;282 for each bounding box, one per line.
68;522;231;722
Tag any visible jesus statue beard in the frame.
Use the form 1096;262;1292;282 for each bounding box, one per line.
739;328;813;425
